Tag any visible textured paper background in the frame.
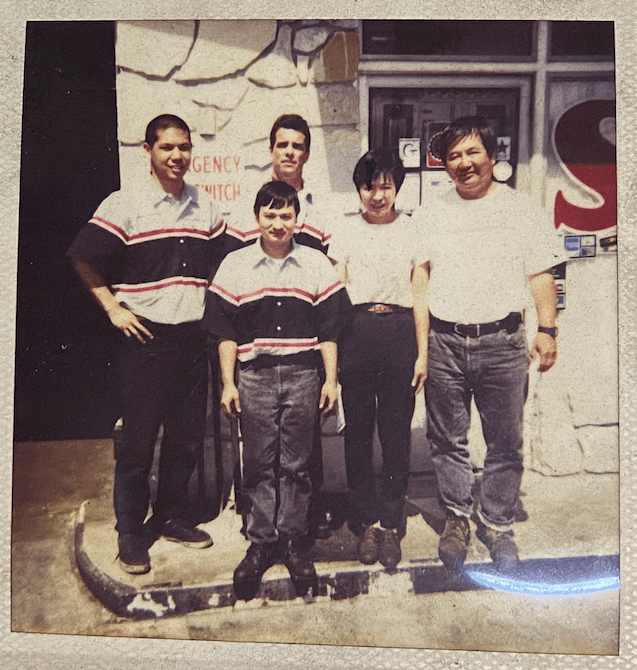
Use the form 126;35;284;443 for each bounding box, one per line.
2;3;634;669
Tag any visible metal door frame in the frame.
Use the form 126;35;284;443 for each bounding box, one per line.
359;74;534;196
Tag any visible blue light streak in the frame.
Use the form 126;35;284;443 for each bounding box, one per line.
465;570;620;596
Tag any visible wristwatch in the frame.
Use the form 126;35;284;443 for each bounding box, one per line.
538;326;558;338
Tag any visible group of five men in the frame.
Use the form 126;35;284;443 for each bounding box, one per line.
69;110;562;600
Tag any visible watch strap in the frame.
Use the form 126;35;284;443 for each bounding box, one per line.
538;325;558;338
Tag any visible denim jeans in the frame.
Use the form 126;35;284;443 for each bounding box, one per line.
339;310;417;531
425;326;530;531
238;362;320;544
114;321;208;535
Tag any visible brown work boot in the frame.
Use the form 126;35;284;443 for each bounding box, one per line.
357;525;381;565
438;514;471;571
477;525;519;570
378;528;402;569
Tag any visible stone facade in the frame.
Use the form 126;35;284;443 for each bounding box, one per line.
114;19;618;478
116;19;361;216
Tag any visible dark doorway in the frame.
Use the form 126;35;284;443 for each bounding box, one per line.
15;21;121;440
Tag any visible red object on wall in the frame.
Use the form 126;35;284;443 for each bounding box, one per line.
553;99;616;232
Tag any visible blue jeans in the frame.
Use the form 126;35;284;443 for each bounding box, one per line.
425;326;530;531
238;362;320;544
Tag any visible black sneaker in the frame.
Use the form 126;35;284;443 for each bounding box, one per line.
378;528;402;568
476;524;519;569
118;533;151;575
438;514;470;571
160;520;213;549
233;542;277;601
357;524;381;565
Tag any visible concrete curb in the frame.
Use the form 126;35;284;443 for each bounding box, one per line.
74;501;620;620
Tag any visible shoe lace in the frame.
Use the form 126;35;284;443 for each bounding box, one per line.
445;517;469;541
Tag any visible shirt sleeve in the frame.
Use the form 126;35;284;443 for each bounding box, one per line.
202;257;239;341
314;253;352;342
223;201;260;258
205;200;228;273
521;196;568;276
297;194;340;255
325;215;352;265
408;212;431;268
66;191;128;284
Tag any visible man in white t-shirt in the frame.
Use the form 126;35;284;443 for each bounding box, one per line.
421;116;565;572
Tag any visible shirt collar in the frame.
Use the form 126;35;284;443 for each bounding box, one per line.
268;175;314;206
297;179;314;206
144;175;197;208
249;238;302;269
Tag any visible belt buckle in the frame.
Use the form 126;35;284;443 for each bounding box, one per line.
370;304;393;314
454;322;479;337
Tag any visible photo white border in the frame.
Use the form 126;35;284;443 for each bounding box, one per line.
2;2;634;668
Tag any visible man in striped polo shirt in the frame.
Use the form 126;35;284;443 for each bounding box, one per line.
69;114;225;575
224;114;340;540
204;181;349;601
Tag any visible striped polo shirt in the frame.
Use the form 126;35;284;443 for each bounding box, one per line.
224;180;334;256
68;178;225;324
204;239;349;363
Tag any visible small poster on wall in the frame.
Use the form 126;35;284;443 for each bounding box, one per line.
426;122;448;168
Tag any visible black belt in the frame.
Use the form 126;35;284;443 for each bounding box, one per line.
240;351;318;370
430;312;522;338
353;303;412;315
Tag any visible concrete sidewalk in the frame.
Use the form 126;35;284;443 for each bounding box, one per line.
75;468;620;620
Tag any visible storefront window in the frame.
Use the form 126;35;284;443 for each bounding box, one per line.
362;20;534;59
549;21;614;60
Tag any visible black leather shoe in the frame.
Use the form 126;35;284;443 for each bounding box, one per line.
378;528;402;568
161;520;213;549
118;533;151;575
281;537;318;597
233;542;277;601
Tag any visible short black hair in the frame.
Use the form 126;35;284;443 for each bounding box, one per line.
145;114;191;147
269;114;311;152
352;149;406;193
253;181;301;217
429;116;497;165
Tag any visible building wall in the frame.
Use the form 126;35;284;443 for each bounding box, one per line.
114;19;618;477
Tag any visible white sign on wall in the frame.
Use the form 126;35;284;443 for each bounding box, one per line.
398;137;421;168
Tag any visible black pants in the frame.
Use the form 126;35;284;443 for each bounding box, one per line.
114;320;208;535
338;309;417;531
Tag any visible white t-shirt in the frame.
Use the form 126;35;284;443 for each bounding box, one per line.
416;184;566;323
328;212;429;308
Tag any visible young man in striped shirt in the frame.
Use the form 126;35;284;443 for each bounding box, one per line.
204;181;348;600
69;114;225;575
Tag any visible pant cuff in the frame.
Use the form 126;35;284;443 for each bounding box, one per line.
476;507;514;533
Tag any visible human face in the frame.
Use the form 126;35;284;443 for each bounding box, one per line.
445;133;496;200
270;128;309;184
256;201;297;258
144;127;192;193
359;173;397;224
